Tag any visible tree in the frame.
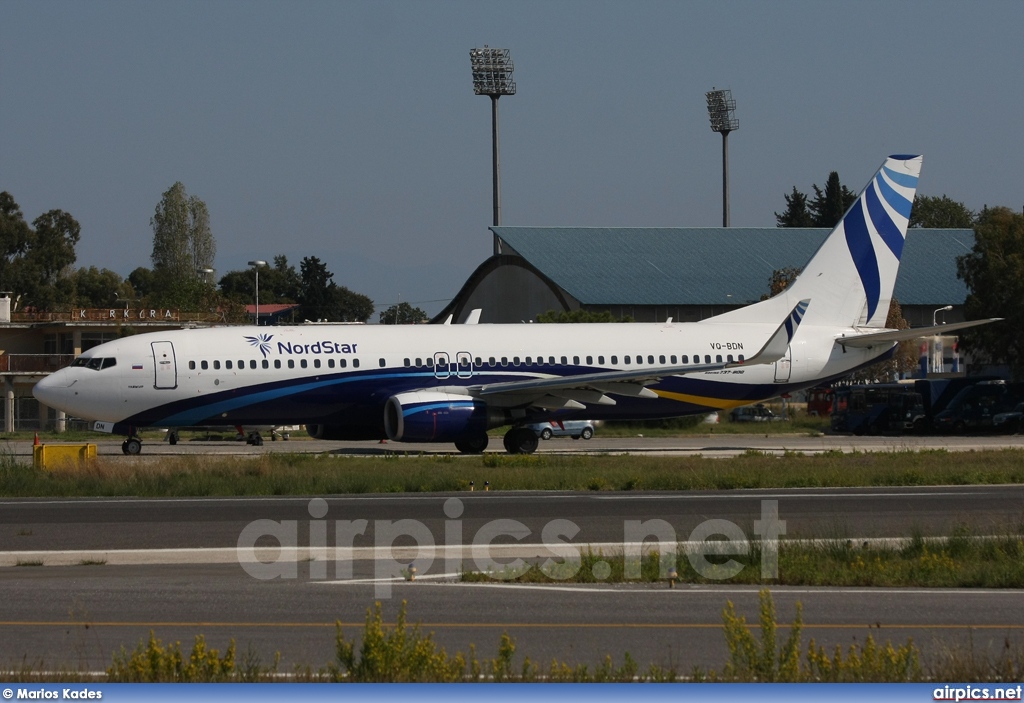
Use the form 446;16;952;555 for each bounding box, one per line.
0;193;81;311
956;206;1024;380
845;298;917;383
808;172;856;228
72;266;133;308
775;188;814;227
379;302;428;324
149;182;216;309
0;192;33;295
297;256;373;322
127;267;156;300
761;267;802;300
909;195;976;228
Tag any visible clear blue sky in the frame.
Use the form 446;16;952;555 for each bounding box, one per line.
3;0;1022;317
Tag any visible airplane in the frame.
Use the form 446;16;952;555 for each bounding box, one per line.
33;154;997;455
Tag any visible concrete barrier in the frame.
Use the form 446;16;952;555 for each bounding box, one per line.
32;443;98;470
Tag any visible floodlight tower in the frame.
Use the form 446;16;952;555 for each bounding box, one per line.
706;88;739;227
470;46;516;249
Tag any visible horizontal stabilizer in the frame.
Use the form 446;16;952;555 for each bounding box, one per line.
836;318;1002;348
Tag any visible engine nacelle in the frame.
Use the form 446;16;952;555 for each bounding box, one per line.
384;391;503;443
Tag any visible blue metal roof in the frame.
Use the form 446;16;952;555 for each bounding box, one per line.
490;227;974;306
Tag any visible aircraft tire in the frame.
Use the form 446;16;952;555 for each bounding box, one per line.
123;438;142;455
455;434;489;454
504;427;538;455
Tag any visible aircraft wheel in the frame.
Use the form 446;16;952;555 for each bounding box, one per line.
504;428;538;455
455;434;489;454
123;438;142;455
168;431;178;446
252;432;264;447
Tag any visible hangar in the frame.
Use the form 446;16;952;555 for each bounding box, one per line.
436;227;974;328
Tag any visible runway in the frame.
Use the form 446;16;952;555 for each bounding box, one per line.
3;564;1023;673
3;484;1024;672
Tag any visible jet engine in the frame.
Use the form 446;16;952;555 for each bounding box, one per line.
384;391;505;442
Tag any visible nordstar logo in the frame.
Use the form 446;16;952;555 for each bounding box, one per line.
244;333;274;358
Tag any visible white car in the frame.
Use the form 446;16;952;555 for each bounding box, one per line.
526;420;595;440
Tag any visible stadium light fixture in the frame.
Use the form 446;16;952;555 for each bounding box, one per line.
470;46;516;239
248;260;267;325
706;88;739;227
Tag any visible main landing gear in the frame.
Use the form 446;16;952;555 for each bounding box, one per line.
502;427;539;455
121;437;142;455
454;434;489;454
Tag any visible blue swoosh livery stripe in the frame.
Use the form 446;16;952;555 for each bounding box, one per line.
875;172;913;219
865;183;905;260
843;200;881;321
881;165;919;189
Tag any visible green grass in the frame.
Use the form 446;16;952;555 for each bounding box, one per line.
3;448;1024;497
462;528;1024;589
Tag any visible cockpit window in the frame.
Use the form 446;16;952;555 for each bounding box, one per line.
72;357;117;370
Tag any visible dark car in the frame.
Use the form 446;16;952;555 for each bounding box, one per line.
993;402;1024;434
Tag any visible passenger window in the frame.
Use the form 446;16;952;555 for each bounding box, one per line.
727;354;734;362
239;360;244;369
548;356;555;364
189;361;196;370
274;360;282;369
226;360;233;370
611;355;618;364
624;356;631;365
488;357;496;366
250;360;257;369
340;359;348;368
301;359;308;369
648;355;655;364
716;355;723;363
353;359;360;368
416;358;423;367
525;357;532;365
560;356;567;365
501;357;508;366
738;355;745;362
404;358;411;367
328;359;335;368
262;360;269;369
475;357;482;366
379;358;386;368
659;355;666;364
513;357;520;366
598;356;605;364
287;359;295;369
681;355;688;364
573;356;580;365
586;356;593;365
200;361;208;370
213;360;221;370
705;355;711;364
670;355;677;364
314;359;321;368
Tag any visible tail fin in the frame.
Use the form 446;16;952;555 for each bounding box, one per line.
713;154;922;329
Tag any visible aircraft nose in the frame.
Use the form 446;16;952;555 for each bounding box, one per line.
33;371;70;411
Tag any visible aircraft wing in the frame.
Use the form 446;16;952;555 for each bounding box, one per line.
466;300;809;410
836;318;1002;349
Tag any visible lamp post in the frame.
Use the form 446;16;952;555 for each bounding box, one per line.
933;305;952;326
470;46;516;252
706;88;739;227
248;260;267;326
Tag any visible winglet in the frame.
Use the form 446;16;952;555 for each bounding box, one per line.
740;299;810;366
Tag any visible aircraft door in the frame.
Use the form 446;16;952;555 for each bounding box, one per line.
774;345;792;383
433;352;450;380
152;341;178;389
456;352;473;379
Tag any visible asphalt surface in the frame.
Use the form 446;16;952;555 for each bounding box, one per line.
2;434;1024;674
